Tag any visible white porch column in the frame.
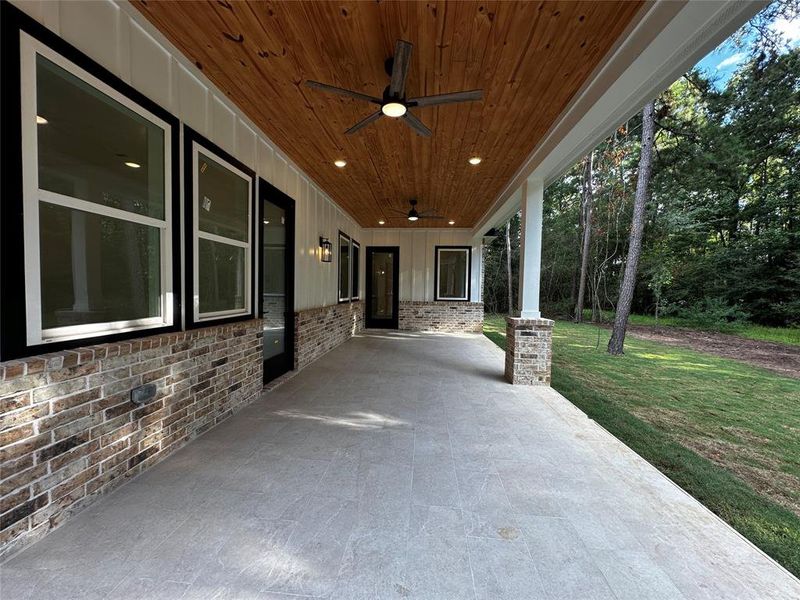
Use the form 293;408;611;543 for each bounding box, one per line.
518;178;543;318
505;177;553;385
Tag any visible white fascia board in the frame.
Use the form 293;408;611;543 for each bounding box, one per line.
472;0;766;238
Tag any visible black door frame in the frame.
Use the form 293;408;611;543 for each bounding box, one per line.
365;246;399;329
259;177;295;384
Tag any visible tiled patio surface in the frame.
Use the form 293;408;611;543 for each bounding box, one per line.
3;331;799;599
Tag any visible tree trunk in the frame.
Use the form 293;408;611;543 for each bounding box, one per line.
574;153;594;322
608;100;656;355
505;221;513;315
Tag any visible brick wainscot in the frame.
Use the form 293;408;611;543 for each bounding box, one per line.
398;302;484;333
0;320;263;559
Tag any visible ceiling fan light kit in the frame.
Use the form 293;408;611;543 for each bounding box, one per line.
306;39;483;137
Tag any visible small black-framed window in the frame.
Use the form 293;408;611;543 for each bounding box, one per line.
351;240;360;300
338;231;351;303
0;3;181;360
435;246;471;302
184;126;256;328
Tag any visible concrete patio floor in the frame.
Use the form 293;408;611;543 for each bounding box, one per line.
3;331;799;599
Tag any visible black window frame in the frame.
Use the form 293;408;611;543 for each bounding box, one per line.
337;230;351;304
184;125;257;329
0;2;181;361
434;245;472;302
351;239;361;301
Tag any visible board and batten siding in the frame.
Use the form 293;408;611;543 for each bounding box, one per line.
9;0;362;314
359;229;483;303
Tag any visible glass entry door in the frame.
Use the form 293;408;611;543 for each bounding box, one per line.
365;246;399;329
260;178;294;383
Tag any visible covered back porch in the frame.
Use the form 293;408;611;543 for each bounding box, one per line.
5;331;798;599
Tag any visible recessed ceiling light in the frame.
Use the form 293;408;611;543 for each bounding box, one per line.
334;159;347;168
381;102;407;118
124;161;141;169
468;156;482;165
36;115;48;125
448;220;455;225
263;219;270;225
378;219;385;225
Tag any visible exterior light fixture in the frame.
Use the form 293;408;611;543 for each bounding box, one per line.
378;219;385;225
448;220;455;225
381;102;407;118
468;156;482;165
124;161;141;169
36;115;48;125
334;159;347;168
319;237;333;262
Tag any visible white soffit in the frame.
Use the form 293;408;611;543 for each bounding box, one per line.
473;0;766;237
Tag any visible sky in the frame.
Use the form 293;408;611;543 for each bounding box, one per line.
695;15;800;88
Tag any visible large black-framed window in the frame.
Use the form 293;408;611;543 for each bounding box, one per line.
338;231;351;303
434;246;472;302
351;240;361;300
0;3;181;360
184;126;256;328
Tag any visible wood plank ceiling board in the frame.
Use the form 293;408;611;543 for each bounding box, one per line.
134;0;644;228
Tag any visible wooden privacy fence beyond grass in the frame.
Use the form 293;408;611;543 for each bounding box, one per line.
483;315;800;577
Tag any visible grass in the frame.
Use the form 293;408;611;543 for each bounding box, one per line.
580;309;800;346
484;314;800;577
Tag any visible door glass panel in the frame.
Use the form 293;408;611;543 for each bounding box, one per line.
370;251;394;320
262;201;286;360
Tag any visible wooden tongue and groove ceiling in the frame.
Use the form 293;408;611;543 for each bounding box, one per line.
134;0;643;228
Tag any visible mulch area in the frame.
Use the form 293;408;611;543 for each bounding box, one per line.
623;325;800;379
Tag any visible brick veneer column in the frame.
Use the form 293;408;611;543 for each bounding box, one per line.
504;317;554;385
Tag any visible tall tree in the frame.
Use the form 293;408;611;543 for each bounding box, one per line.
574;152;594;322
608;100;656;355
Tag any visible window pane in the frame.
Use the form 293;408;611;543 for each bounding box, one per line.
438;250;468;299
351;244;360;299
198;152;249;242
39;202;161;329
36;55;165;219
339;235;350;300
199;238;245;314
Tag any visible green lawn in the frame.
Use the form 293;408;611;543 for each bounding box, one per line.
582;309;800;346
484;315;800;576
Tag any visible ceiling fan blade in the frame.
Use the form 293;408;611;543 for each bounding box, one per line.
409;89;483;108
420;215;446;220
305;80;381;105
344;110;383;135
389;40;413;98
388;208;409;215
402;112;431;137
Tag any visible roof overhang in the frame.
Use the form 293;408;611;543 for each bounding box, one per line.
472;0;766;239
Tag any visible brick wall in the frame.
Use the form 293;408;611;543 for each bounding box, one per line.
0;320;263;560
294;301;364;370
398;302;484;333
504;317;554;385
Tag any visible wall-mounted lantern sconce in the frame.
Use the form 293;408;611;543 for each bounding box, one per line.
319;237;333;263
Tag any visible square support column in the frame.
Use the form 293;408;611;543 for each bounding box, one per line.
507;178;553;385
505;317;554;385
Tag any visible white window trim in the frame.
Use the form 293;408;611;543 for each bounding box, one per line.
351;240;360;300
192;143;253;323
20;32;174;346
435;247;471;301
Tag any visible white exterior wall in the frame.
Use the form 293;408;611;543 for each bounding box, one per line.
10;0;362;313
360;229;482;303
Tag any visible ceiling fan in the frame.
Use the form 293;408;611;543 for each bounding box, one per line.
389;199;445;222
305;40;483;136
